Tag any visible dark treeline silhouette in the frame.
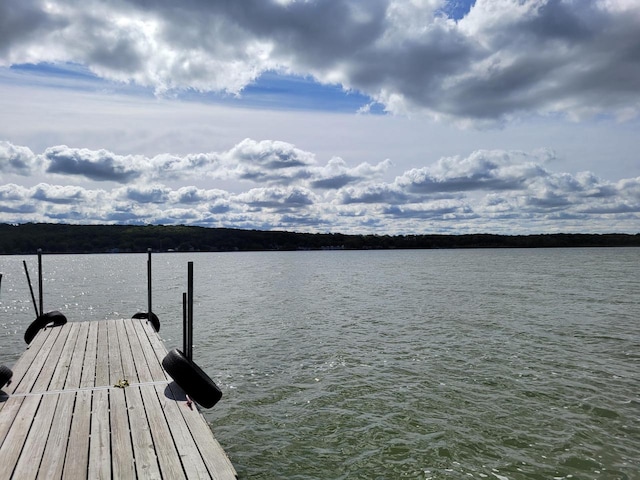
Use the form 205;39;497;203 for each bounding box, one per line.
0;223;638;254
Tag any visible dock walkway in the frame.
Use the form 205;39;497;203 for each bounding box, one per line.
0;318;237;479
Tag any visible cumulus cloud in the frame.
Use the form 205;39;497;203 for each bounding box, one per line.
149;152;221;181
310;157;391;189
0;141;40;175
236;186;316;211
1;0;639;122
0;139;638;233
31;183;91;204
395;149;552;193
45;145;143;182
223;139;316;184
119;184;171;204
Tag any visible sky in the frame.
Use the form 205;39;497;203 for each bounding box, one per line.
0;0;639;235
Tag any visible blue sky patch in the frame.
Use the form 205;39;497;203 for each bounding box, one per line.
441;0;476;21
6;63;382;114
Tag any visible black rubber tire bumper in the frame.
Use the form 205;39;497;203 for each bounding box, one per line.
24;311;67;344
132;312;160;332
0;364;13;390
162;348;222;408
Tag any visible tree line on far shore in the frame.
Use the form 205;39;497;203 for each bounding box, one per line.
0;223;638;254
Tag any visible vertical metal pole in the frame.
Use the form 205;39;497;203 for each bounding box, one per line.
147;248;152;317
182;292;188;356
37;249;43;317
187;261;194;362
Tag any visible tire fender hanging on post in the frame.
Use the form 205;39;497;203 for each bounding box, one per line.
161;260;222;409
24;311;67;344
132;248;160;332
162;348;222;409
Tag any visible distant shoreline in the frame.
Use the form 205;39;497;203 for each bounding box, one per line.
1;223;638;254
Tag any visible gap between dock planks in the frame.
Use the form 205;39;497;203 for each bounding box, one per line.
0;318;237;479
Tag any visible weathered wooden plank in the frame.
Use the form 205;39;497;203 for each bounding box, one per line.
110;388;135;478
169;382;237;480
31;326;73;393
79;321;98;388
94;321;110;387
125;386;161;479
10;394;58;479
0;395;42;476
0;396;26;452
114;319;139;383
132;319;169;381
107;320;124;385
138;318;169;367
116;320;164;477
139;385;187;479
62;389;91;480
31;323;71;393
49;323;80;391
64;322;89;389
155;383;211;478
88;389;110;480
37;392;75;480
11;327;62;395
123;319;154;383
5;327;54;394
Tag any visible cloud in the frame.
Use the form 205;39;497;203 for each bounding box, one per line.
236;186;316;211
45;145;143;182
395;149;552;194
224;138;316;184
382;200;475;220
2;0;639;122
339;183;409;204
31;183;92;204
119;184;171;204
310;157;391;189
0;141;40;175
0;140;638;233
168;186;229;205
149;152;222;181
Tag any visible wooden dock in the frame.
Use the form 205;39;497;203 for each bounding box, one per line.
0;318;237;479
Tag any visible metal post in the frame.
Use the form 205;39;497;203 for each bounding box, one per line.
37;249;43;317
23;261;38;316
147;248;152;318
182;292;188;357
187;261;194;362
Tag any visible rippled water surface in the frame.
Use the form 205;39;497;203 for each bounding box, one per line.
1;248;639;479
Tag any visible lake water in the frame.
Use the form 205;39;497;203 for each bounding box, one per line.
1;248;639;479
